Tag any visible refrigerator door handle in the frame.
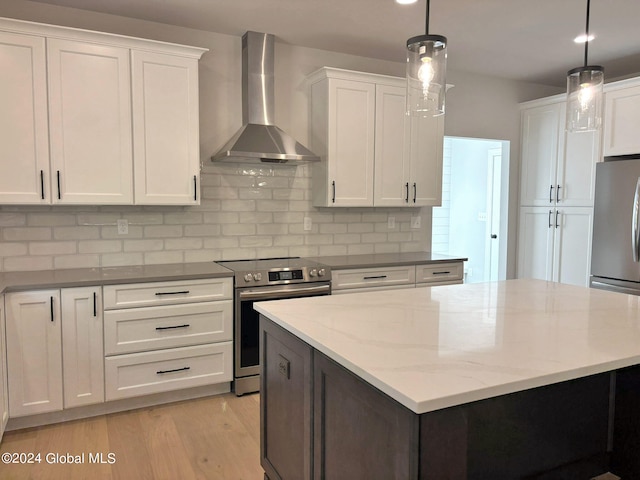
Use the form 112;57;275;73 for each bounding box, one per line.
633;177;640;262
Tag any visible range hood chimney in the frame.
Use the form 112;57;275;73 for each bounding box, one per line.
212;31;320;164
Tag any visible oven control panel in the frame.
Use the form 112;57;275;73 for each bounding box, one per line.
268;270;304;282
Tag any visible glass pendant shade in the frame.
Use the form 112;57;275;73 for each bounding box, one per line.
566;65;604;132
406;34;447;117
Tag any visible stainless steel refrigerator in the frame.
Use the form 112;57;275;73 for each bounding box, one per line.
591;157;640;295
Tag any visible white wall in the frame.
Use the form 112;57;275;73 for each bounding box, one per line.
0;0;562;273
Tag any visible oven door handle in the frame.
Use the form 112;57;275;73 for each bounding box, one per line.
238;284;331;301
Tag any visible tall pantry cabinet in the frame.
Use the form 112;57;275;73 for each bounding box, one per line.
517;96;599;287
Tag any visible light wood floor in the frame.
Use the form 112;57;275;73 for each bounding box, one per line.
0;393;263;480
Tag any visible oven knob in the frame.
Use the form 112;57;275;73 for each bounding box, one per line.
254;273;262;281
244;273;253;282
309;268;317;277
318;268;326;277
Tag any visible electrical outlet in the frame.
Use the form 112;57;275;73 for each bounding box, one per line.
303;217;312;231
117;219;129;235
388;216;396;229
410;216;421;229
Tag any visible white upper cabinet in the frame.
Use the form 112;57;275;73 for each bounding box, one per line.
603;81;640;157
519;97;599;208
48;39;133;204
309;67;444;207
132;51;201;205
0;30;50;204
0;17;206;206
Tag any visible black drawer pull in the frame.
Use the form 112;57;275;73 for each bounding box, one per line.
363;275;388;280
40;170;45;199
93;292;97;317
157;366;190;375
194;175;197;201
57;170;61;200
155;324;190;331
155;290;190;296
50;296;54;322
432;271;451;275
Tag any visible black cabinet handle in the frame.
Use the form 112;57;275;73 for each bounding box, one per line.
549;184;554;203
50;296;54;322
433;271;451;275
413;183;417;203
331;181;336;203
155;324;190;331
93;292;97;317
157;366;190;375
556;185;561;203
555;210;560;228
155;290;190;296
548;210;553;228
56;170;61;200
40;170;45;200
363;275;387;280
405;182;409;203
194;175;197;201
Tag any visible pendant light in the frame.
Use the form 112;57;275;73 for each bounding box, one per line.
406;0;447;117
566;0;604;132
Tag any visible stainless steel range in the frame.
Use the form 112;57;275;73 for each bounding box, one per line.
216;257;331;395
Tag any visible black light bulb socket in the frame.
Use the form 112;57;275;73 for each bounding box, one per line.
406;34;447;49
567;65;604;76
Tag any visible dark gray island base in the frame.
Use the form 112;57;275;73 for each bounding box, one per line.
260;316;640;479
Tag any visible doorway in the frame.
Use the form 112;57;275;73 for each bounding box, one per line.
431;137;510;283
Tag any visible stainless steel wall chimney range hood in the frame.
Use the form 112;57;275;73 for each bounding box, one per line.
212;31;320;164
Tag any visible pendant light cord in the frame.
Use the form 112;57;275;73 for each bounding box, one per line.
584;0;591;67
425;0;430;35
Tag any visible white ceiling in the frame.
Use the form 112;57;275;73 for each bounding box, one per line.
25;0;640;87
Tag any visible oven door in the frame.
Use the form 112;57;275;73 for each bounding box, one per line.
235;282;331;381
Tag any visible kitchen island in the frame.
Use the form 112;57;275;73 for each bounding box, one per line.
256;279;640;479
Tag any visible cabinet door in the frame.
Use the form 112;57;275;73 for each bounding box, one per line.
552;207;594;287
374;84;408;206
132;51;200;205
47;39;133;204
517;207;554;281
327;79;375;206
407;114;444;206
603;85;640;157
558;128;599;207
0;299;8;440
6;290;63;417
520;103;563;206
0;31;50;204
61;286;104;408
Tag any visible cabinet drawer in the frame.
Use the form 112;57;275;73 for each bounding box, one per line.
332;266;415;291
104;342;232;401
104;300;232;355
103;278;232;309
416;262;463;284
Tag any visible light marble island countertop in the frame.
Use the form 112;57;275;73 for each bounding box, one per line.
255;279;640;414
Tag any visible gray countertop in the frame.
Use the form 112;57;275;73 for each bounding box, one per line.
0;262;233;293
0;252;467;293
311;252;467;270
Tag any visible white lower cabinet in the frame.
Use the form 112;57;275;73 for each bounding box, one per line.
517;206;593;287
415;262;464;286
103;278;233;400
5;287;103;417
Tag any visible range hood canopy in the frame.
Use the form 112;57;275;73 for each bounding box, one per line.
212;31;320;164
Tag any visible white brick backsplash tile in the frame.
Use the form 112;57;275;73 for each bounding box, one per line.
4;227;52;241
389;232;413;242
0;213;26;227
124;239;164;252
333;213;361;223
273;212;304;224
362;213;388;222
184;225;221;236
305;235;333;246
319;245;348;256
239;188;273;200
4;256;53;271
220;200;256;212
288;200;313;212
309;213;334;224
101;253;144;267
204;237;239;249
333;234;361;245
144;251;184;264
125;213;164;225
54;226;99;240
274;235;304;246
239;212;273;224
27;213;76;226
204;212;239;224
362;233;387;243
256;247;290;259
258;224;288;235
29;241;77;255
0;242;28;256
76;213;121;225
400;242;426;252
205;186;238;200
220;174;257;188
54;254;100;269
143;225;183;238
165;238;203;250
288;246;319;257
257;200;289;212
240;236;273;248
320;223;347;234
193;199;221;212
101;225;143;239
164;212;203;224
273;188;304;201
199;172;221;187
222;224;256;236
184;249;221;263
348;244;375;255
375;243;400;253
221;248;256;260
348;223;374;233
78;240;122;254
